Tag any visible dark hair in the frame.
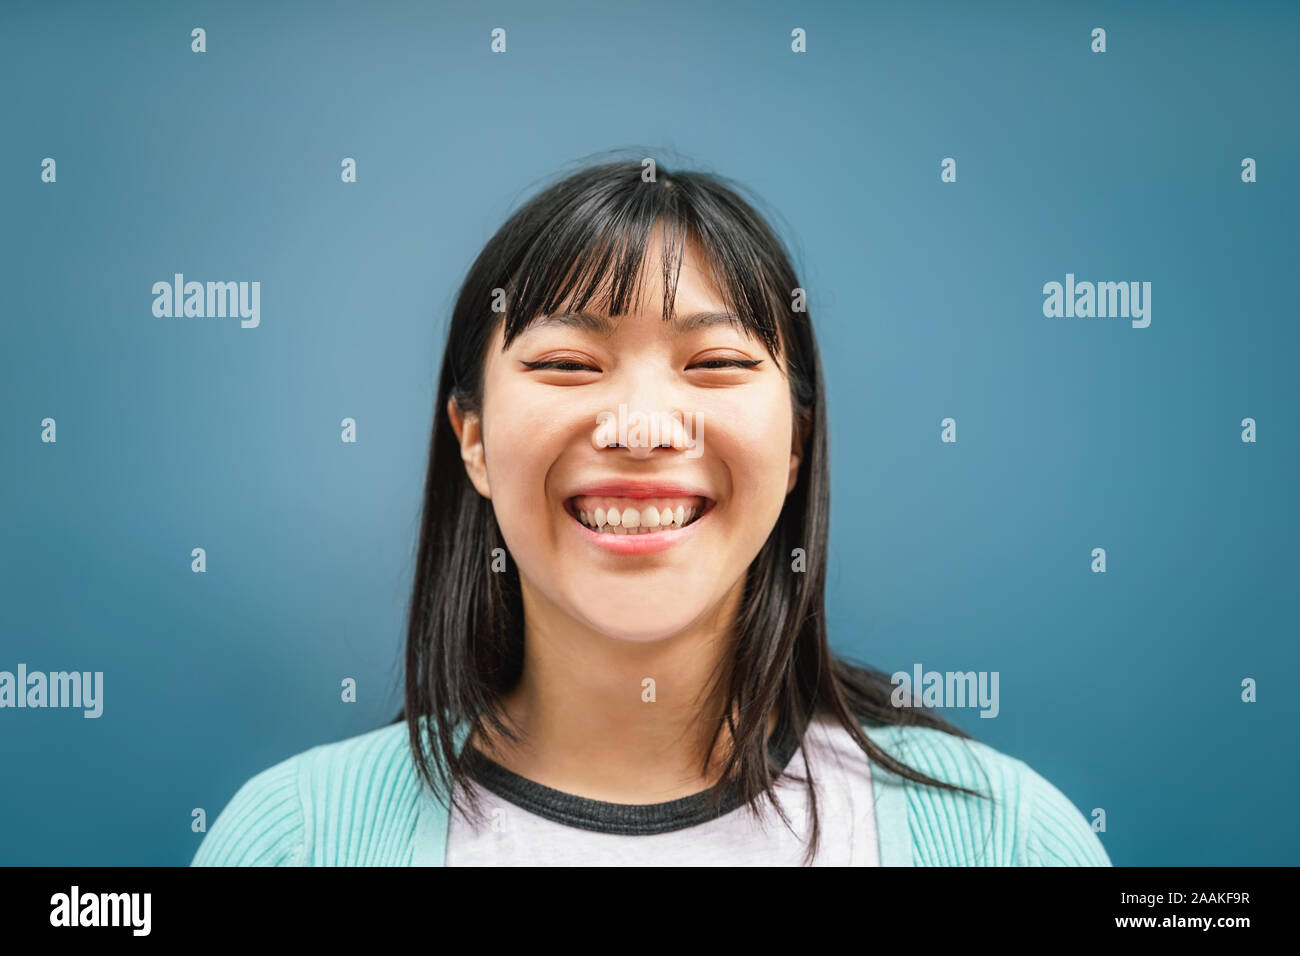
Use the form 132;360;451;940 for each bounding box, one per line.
395;152;989;864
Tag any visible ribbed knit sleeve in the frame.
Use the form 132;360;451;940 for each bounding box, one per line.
863;722;1112;866
1016;761;1111;866
293;720;426;866
190;722;433;866
191;755;306;866
871;725;1020;865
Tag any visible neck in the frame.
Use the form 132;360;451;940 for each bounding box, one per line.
467;576;778;802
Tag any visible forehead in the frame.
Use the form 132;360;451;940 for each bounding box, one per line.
518;309;750;340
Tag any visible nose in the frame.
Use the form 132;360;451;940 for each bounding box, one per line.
592;405;691;458
590;360;704;457
595;387;707;463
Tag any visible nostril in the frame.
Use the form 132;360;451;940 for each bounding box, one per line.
598;441;678;453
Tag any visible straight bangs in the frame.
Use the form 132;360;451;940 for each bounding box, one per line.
493;163;787;365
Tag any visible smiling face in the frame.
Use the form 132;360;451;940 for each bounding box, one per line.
448;226;802;644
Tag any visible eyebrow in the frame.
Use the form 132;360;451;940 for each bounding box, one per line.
527;310;745;336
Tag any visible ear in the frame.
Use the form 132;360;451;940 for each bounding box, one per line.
786;409;808;495
447;396;491;500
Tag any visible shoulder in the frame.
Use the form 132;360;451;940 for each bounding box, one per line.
191;720;423;867
859;721;1111;866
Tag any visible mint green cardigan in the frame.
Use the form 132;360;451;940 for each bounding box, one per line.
191;717;1111;866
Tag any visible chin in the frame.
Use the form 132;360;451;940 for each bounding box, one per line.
572;604;709;645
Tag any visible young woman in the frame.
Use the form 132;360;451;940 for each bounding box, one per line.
193;158;1110;866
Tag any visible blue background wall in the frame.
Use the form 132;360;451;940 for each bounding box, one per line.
1;0;1296;865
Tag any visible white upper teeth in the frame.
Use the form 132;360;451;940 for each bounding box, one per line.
576;502;699;534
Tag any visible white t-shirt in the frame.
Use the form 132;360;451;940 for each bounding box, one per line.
445;712;879;866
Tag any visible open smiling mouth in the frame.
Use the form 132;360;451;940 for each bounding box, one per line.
564;495;714;535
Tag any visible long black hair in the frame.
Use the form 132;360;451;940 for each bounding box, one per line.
396;152;988;864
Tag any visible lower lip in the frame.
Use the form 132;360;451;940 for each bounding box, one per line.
568;504;710;555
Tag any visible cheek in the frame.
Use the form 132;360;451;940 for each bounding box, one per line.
480;385;572;550
712;393;795;509
483;379;566;469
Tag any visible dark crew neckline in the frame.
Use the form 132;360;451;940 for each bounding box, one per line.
461;711;802;836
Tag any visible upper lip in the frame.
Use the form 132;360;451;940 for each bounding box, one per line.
565;479;714;500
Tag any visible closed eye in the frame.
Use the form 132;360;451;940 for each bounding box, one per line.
520;360;597;372
520;358;762;372
690;359;762;370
